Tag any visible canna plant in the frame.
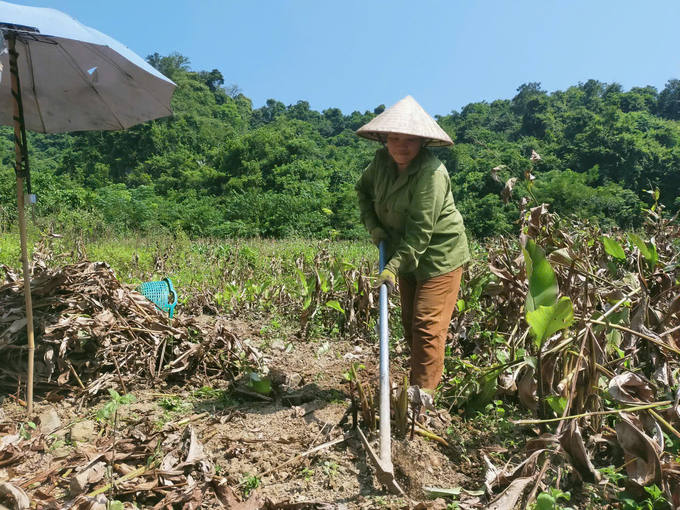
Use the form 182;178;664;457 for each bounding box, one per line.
522;235;574;420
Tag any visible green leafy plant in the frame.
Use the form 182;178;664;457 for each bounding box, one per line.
523;237;558;313
192;386;239;409
96;389;136;423
19;421;36;440
325;300;344;314
621;484;667;510
599;465;627;483
526;296;574;349
522;235;573;420
158;395;192;414
535;487;572;510
464;372;499;416
322;461;338;478
342;363;365;382
628;233;659;271
545;395;568;416
241;474;261;498
248;370;272;395
602;236;626;260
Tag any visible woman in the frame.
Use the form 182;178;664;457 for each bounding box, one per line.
354;95;469;396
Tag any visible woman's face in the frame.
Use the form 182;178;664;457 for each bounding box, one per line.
386;134;423;168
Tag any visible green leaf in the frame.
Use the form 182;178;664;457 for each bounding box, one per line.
536;492;556;510
606;260;618;275
307;273;317;291
97;400;118;421
606;328;622;355
497;350;509;364
628;233;658;270
603;308;629;355
325;300;345;314
465;373;498;416
423;486;462;498
546;395;567;415
120;393;136;405
296;269;308;293
523;238;558;313
302;295;312;310
249;372;272;395
602;236;626;260
456;299;466;312
526;297;574;349
525;355;538;370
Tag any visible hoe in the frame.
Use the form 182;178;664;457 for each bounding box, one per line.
356;241;404;495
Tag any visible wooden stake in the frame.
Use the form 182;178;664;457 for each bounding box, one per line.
8;34;35;417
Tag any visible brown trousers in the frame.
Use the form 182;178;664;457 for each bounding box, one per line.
399;268;463;391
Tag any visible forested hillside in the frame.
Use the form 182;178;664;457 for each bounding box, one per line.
1;52;679;239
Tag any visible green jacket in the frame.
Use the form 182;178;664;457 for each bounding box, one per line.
355;148;469;281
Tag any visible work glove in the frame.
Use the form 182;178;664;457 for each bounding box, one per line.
373;268;396;295
369;227;389;247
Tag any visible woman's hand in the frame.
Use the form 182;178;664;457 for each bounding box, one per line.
370;227;389;247
373;269;396;294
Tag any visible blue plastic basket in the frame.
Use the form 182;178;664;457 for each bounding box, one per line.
138;277;178;318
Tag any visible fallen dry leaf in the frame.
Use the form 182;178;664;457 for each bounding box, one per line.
518;368;538;416
0;482;29;510
616;413;663;486
609;372;656;404
212;479;263;510
487;476;535;510
560;420;602;483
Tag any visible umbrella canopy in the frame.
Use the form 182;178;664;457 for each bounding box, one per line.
0;0;176;133
0;1;177;415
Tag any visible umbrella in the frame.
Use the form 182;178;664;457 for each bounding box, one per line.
0;1;176;414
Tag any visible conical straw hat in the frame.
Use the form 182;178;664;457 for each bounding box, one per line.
356;95;453;147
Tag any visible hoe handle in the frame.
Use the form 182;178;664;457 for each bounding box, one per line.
378;241;392;468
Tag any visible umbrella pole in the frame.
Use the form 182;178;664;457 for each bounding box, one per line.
8;34;35;416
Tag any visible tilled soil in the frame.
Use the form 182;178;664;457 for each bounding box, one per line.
0;317;487;509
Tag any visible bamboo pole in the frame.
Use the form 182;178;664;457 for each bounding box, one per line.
8;34;35;416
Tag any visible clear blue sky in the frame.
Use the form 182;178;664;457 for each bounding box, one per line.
13;0;680;117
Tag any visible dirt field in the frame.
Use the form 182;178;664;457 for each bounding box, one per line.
0;314;499;509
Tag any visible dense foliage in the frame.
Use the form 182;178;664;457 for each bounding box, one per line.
1;52;679;239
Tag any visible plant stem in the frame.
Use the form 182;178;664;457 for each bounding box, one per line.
584;319;680;355
88;466;148;497
513;401;672;425
537;350;544;423
649;409;680;441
